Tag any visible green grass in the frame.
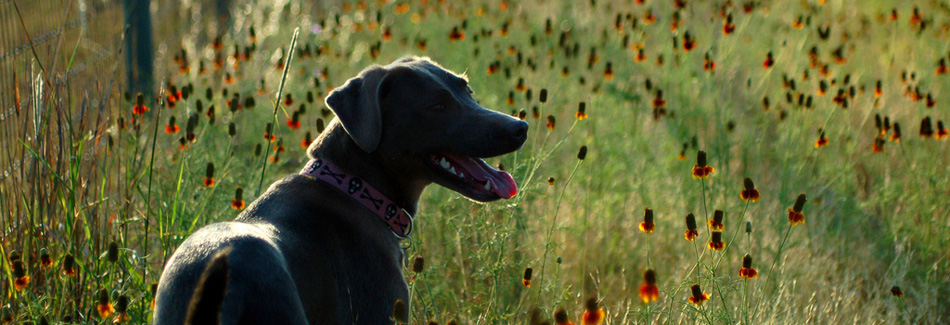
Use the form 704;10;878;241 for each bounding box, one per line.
2;0;948;323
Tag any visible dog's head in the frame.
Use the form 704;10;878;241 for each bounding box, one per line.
321;56;528;202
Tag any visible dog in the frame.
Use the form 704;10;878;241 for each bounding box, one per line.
153;56;529;324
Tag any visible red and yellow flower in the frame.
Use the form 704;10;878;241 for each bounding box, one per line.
688;284;709;305
709;210;725;231
738;254;758;279
788;193;807;225
692;151;715;179
740;178;760;202
708;231;726;251
639;209;656;233
684;213;699;241
581;297;605;325
639;269;659;303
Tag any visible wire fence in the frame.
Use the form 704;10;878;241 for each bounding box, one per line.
0;0;202;241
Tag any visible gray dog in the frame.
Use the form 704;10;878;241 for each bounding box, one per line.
153;56;529;324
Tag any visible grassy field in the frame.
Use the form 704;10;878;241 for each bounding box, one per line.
2;0;949;323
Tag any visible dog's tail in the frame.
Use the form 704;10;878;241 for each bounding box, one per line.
185;247;232;325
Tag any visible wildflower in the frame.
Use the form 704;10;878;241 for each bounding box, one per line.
522;267;533;288
554;307;575;325
684;213;699;241
890;286;904;298
150;283;158;310
692;151;715;179
12;260;29;291
108;241;120;263
745;221;753;234
132;93;149;115
539;89;548;103
603;62;614;81
114;295;131;323
301;132;313;149
874;80;882;98
652;90;666;109
682;31;696;52
723;14;735;34
873;136;885;153
581;297;605;325
703;53;716;71
920;116;934;138
231;187;245;210
97;289;114;318
392;299;407;323
708;231;726;251
62;254;76;276
548;177;555;186
40;248;52;267
506;91;515;105
709;210;725;231
688;284;709;305
788;193;807;225
449;26;465;41
204;163;215;187
890;123;902;142
738;254;758;279
635;48;646;62
576;102;588;120
792;15;803;29
740;177;761;202
264;123;276;142
316;118;326;133
763;51;774;69
815;129;829;148
577;146;588;160
165;116;180;134
288;112;301;130
936;121;948;139
639;269;659;303
639;209;656;233
413;256;425;274
518;110;527;120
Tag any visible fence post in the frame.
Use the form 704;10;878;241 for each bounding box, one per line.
216;0;233;31
123;0;154;99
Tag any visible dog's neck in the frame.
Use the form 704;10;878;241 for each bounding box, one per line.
307;120;425;217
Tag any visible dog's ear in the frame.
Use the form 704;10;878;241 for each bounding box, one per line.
325;67;391;152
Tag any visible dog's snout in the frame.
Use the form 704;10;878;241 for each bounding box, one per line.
508;120;529;142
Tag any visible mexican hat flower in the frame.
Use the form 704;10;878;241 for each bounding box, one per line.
692;151;715;179
738;254;758;279
639;269;659;303
688;284;709;305
788;193;807;226
639;209;656;233
740;178;760;202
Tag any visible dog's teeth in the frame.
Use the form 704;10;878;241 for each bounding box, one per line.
458;172;464;178
440;158;450;169
484;181;492;191
448;167;457;175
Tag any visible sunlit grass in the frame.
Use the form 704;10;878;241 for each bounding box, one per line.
1;0;948;323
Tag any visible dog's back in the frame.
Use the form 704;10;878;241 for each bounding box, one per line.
153;221;309;324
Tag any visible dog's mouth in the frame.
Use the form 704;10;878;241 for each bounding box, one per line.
427;153;517;201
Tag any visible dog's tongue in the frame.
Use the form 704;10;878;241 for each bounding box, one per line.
444;153;518;199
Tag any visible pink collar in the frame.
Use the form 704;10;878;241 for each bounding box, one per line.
300;158;413;238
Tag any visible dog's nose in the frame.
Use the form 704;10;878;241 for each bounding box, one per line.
508;120;529;142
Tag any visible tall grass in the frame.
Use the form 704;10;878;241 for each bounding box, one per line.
1;0;947;323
